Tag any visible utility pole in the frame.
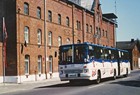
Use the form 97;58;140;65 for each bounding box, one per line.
114;0;117;47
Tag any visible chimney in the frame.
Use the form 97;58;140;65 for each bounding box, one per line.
131;39;134;42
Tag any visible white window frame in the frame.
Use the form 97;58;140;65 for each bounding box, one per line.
49;56;53;73
37;7;41;19
58;14;61;25
58;36;62;46
24;2;29;15
66;38;70;44
66;17;69;27
38;56;42;74
48;32;52;46
24;26;29;43
48;10;52;22
25;55;29;75
37;29;42;45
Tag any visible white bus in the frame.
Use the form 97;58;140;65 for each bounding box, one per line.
59;43;131;83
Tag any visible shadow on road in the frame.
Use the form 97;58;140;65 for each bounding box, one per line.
35;78;114;89
35;81;97;89
110;80;140;87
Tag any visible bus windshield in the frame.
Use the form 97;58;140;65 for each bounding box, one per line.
59;45;88;64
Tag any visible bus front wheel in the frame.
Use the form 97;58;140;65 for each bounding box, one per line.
113;69;117;80
124;68;128;77
96;70;101;84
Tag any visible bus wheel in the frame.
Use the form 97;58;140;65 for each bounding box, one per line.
113;69;116;80
124;68;128;77
96;71;101;84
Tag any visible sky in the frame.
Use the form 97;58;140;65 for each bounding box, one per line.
100;0;140;41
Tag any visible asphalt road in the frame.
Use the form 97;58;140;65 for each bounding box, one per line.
1;70;140;95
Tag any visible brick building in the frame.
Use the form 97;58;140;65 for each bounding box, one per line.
0;0;117;83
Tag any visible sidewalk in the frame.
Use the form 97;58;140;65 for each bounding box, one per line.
0;78;68;94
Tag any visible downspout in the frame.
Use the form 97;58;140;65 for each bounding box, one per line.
72;4;74;63
72;4;74;44
82;9;85;43
44;0;47;79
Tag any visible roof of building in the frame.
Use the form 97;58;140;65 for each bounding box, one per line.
116;40;136;50
62;0;117;24
103;13;118;19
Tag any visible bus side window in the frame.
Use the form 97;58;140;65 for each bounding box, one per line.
89;47;94;60
111;54;114;60
67;56;72;62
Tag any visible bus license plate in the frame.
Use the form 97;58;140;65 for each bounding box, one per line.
69;73;77;77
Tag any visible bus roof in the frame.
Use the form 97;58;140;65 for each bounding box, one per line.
60;42;114;49
59;42;128;52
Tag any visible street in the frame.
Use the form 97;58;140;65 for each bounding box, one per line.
1;70;140;95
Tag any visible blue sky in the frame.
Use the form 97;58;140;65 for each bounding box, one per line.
100;0;140;41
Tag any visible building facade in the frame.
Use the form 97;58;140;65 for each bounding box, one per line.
0;0;117;83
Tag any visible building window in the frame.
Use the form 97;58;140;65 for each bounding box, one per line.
25;55;30;74
48;31;52;46
58;36;62;46
38;56;42;74
77;20;79;29
77;21;81;30
77;40;81;44
24;26;29;43
105;31;108;37
49;56;53;73
102;29;104;37
90;25;92;33
66;17;69;27
86;24;88;32
37;7;41;19
66;38;70;44
98;28;101;36
48;10;52;22
58;14;61;25
97;13;100;22
37;29;42;45
24;2;29;15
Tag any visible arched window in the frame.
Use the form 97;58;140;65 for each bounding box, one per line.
66;38;70;44
48;31;52;46
37;29;42;45
58;14;61;25
25;55;30;74
24;2;29;15
37;7;41;19
90;25;92;33
58;36;62;46
77;40;81;44
48;10;52;22
24;26;29;43
38;55;42;74
66;17;69;27
86;24;88;32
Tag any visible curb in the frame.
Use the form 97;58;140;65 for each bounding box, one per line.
0;78;68;94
